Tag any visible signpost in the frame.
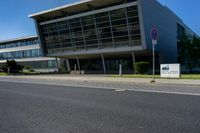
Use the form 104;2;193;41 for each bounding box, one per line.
150;28;158;82
160;64;181;78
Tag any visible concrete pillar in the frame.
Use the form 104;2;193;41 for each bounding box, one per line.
132;51;136;74
76;56;81;74
101;54;106;74
55;57;61;72
66;59;71;71
119;64;122;77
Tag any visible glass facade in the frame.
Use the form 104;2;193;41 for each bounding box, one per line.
177;23;185;63
18;60;57;69
0;37;58;71
0;60;58;69
68;56;137;73
0;49;42;60
40;5;141;54
177;24;185;40
0;38;39;49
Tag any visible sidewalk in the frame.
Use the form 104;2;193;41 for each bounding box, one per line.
1;74;200;96
1;74;200;86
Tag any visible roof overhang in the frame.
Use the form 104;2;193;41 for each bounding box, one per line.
29;0;125;21
0;35;37;44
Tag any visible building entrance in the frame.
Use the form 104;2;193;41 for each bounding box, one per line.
69;57;134;74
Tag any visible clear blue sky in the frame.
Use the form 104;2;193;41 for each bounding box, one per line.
0;0;199;41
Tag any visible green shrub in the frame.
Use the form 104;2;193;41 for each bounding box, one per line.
24;65;31;70
30;69;35;72
135;62;150;75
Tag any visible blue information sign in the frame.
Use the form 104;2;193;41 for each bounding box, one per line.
150;28;158;40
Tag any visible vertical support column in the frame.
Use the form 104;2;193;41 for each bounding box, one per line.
101;54;106;74
74;64;77;72
33;19;46;56
55;57;60;72
67;20;76;51
93;14;101;49
56;22;63;50
80;17;87;50
108;12;115;48
132;51;136;74
137;0;147;49
76;56;81;74
66;59;71;71
125;8;132;46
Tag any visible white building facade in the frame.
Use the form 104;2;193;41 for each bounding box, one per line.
0;36;58;72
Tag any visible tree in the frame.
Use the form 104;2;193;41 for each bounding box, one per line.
179;33;200;73
192;36;200;58
2;60;23;73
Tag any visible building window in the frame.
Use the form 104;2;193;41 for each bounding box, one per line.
40;5;141;53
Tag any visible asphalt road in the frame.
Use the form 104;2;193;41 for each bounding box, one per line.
0;81;200;133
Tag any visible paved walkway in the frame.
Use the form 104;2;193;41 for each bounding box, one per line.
1;74;200;86
0;74;200;96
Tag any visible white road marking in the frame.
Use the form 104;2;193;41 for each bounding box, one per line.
127;89;200;96
115;89;127;92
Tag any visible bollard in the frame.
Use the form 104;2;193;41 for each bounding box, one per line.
119;64;122;77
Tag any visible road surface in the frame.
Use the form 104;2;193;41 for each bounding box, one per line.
0;81;200;133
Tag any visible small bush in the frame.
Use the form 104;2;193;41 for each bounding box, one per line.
135;62;150;75
30;69;35;72
24;65;31;70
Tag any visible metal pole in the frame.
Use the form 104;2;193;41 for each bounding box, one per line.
152;42;155;82
101;54;106;74
132;51;136;74
150;28;158;82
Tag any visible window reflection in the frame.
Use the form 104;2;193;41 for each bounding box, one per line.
40;5;141;54
0;49;42;60
0;38;39;49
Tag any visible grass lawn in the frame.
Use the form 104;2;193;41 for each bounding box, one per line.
0;72;8;76
112;74;160;78
112;74;200;80
0;71;39;76
20;71;40;75
181;74;200;79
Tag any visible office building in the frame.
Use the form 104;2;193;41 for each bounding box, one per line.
29;0;198;74
0;36;58;72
